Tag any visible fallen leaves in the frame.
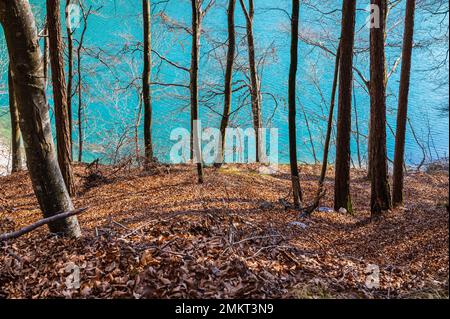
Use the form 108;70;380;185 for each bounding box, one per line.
0;164;448;299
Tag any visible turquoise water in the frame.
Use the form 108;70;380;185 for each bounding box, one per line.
0;0;448;166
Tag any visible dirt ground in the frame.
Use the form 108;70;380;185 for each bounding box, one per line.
0;164;448;299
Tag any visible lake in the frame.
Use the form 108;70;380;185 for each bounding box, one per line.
0;0;448;166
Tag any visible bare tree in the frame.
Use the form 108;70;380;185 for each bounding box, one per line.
76;4;91;163
302;43;341;216
190;0;214;183
143;0;154;167
370;0;392;217
8;64;24;173
47;0;75;195
392;0;416;207
239;0;262;162
334;0;356;213
288;0;303;208
217;0;236;165
66;0;75;154
0;0;81;237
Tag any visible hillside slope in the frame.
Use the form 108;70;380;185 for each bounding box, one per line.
0;164;448;298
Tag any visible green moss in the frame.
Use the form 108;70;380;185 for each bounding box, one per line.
347;196;354;215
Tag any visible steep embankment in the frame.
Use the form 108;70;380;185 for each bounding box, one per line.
0;164;448;298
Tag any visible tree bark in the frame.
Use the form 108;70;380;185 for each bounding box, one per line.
334;0;356;213
65;0;74;156
76;5;88;163
392;0;416;207
46;0;75;196
8;64;24;173
190;0;204;183
0;208;86;242
302;43;340;216
143;0;154;167
0;0;81;237
288;0;302;208
367;1;390;179
370;0;392;217
77;42;83;162
43;22;49;89
239;0;262;162
217;0;236;165
319;45;340;190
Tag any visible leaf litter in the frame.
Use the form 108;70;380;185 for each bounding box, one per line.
0;164;448;299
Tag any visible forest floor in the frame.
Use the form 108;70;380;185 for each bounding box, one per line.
0;163;448;299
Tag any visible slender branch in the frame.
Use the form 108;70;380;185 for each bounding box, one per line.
0;208;88;241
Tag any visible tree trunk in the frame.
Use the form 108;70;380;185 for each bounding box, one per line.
239;0;262;162
288;0;302;208
43;22;49;89
8;64;24;173
334;0;356;213
77;45;83;163
353;79;362;168
190;0;204;183
46;0;75;196
143;0;154;167
367;2;390;179
392;0;416;207
370;0;392;217
302;43;341;216
0;0;81;237
76;9;88;163
319;44;340;190
65;0;74;156
217;0;236;165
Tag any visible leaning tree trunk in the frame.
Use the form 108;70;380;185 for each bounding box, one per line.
8;64;24;173
46;0;75;196
303;43;341;216
320;44;340;189
334;0;356;213
143;0;154;167
190;0;204;184
288;0;302;208
239;0;262;162
218;0;236;165
0;0;81;237
392;0;416;207
370;0;392;217
65;0;74;155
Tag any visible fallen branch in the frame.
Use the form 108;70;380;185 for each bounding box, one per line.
0;208;88;241
299;187;327;217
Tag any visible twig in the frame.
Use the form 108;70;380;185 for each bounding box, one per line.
245;245;292;260
223;234;285;254
231;234;285;246
0;208;88;241
112;220;130;230
121;211;205;239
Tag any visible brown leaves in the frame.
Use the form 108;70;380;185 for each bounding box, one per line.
0;165;448;299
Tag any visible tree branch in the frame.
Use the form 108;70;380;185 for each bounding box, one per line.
0;208;88;241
